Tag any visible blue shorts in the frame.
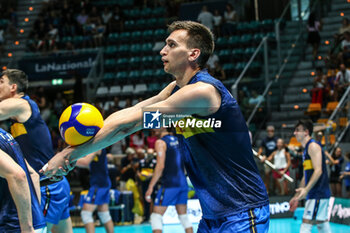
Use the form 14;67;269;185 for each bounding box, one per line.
154;186;188;206
197;204;270;233
83;186;111;205
41;177;71;224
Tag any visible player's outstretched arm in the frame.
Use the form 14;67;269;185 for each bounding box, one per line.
25;160;40;203
42;82;220;177
0;149;35;233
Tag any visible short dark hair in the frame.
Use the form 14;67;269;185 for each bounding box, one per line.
168;21;214;69
2;69;28;93
295;119;313;136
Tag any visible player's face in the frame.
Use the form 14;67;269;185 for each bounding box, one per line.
294;125;307;142
160;29;191;76
0;75;14;101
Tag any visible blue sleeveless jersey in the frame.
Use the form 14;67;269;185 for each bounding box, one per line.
303;139;331;199
0;128;46;232
90;149;111;188
171;70;269;219
161;134;187;188
10;95;54;174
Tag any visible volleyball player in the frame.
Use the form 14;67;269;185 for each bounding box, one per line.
145;128;193;233
44;21;269;232
0;69;73;233
0;128;46;233
289;119;331;233
77;149;114;233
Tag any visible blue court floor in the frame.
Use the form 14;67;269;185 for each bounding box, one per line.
73;218;350;232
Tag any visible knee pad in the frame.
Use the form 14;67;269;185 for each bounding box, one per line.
150;213;163;230
98;211;112;224
317;222;331;233
81;210;94;224
178;214;192;229
300;223;313;233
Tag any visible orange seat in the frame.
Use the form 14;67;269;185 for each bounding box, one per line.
330;134;336;145
307;103;322;113
317;118;328;124
325;101;338;113
289;136;301;147
339;117;348;127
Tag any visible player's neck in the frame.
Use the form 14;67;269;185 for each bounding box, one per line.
175;67;201;87
301;135;312;147
13;92;24;99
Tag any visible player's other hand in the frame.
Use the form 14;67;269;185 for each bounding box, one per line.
145;188;153;203
39;148;74;177
295;187;308;200
289;197;299;212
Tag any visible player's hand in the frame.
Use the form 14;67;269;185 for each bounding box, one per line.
39;148;73;177
260;155;266;163
279;170;285;176
295;187;308;200
145;188;153;203
289;197;299;212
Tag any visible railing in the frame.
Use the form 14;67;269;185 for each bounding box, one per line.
86;48;104;102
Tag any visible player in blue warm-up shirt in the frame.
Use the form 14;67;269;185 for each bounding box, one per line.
0;128;46;233
44;21;269;233
77;149;113;233
289;119;331;233
0;69;72;233
145;128;193;233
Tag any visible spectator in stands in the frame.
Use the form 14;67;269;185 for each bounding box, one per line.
248;90;264;107
222;3;238;36
339;18;350;35
237;90;250;118
334;63;350;100
267;138;291;195
311;67;327;105
109;138;126;156
107;153;120;190
329;147;344;197
326;69;337;101
108;5;124;33
306;12;322;64
146;129;158;149
197;5;214;32
258;125;278;194
129;130;145;149
137;148;157;223
206;53;219;70
120;147;138;189
210;61;226;81
76;9;89;26
340;152;350;198
213;9;223;37
53;92;67;115
101;7;112;25
337;31;350;66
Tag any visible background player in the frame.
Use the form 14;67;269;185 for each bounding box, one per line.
289;119;331;233
44;21;269;232
145;128;193;233
76;149;114;233
0;128;46;233
0;69;73;233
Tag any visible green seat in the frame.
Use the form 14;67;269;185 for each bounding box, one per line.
154;69;165;78
131;44;142;53
129;70;141;79
227;36;239;47
231;48;244;59
129;9;141;18
104;45;117;55
104;59;116;67
254;33;265;43
218;49;231;62
142;30;154;40
148;83;161;91
237;22;250;32
130;56;141;66
141;43;153;53
140;8;152;17
117;44;130;53
120;32;131;41
135;19;146;29
116;58;128;67
103;72;114;80
131;31;142;40
216;37;228;48
244;47;256;57
154;29;166;39
116;71;128;80
240;34;253;45
152;7;166;17
222;63;235;72
249;21;261;32
107;33;119;43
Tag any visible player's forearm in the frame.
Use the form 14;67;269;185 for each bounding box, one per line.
148;167;164;190
7;171;34;232
25;161;40;202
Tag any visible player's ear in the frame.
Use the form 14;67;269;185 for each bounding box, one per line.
10;83;17;93
188;48;200;62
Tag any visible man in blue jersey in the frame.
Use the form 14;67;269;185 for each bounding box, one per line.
289;119;331;233
44;21;270;232
76;149;114;233
0;128;46;233
0;69;73;233
144;128;193;233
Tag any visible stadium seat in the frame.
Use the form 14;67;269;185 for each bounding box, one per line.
218;49;231;62
130;57;141;67
339;117;348;127
103;72;114;80
96;86;109;96
107;33;119;43
227;36;240;47
109;86;121;96
142;30;154;40
216;37;228;48
154;29;166;40
116;71;128;80
306;103;321;113
134;84;147;93
148;83;161;91
140;8;152;17
131;31;142;40
325;101;338;113
121;85;134;94
131;44;142;54
128;70;141;80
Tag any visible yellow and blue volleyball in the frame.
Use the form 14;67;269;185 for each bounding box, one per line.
59;103;104;146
